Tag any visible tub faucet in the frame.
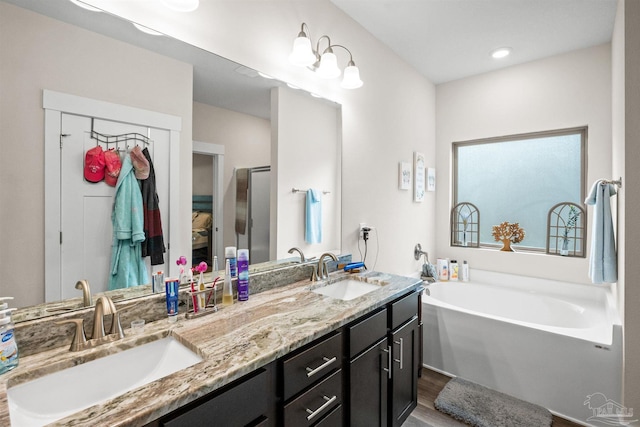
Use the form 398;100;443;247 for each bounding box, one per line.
288;247;306;263
312;252;338;281
56;295;125;352
75;279;92;307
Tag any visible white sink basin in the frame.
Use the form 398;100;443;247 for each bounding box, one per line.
312;279;380;301
8;336;202;427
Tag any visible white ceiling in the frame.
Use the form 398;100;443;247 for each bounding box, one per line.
331;0;619;84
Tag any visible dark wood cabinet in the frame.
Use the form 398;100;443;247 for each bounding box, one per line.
147;287;421;427
349;337;389;427
347;290;421;427
389;316;419;427
156;362;275;427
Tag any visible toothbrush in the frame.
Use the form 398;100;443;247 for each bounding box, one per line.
196;262;207;309
189;270;198;313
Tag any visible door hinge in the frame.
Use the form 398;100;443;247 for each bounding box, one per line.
60;231;63;244
60;133;70;148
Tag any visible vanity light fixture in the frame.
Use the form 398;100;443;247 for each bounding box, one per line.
491;47;512;59
160;0;199;12
289;23;363;89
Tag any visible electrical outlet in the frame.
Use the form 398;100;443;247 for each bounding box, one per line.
359;223;366;239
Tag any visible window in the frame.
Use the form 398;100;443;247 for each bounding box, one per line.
453;127;586;251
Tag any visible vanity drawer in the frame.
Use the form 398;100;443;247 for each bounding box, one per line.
390;291;419;330
283;331;342;401
284;369;342;426
161;365;269;426
348;307;387;358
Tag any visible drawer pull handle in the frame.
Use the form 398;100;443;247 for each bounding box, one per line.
394;338;404;370
306;356;337;378
305;395;337;421
382;345;392;379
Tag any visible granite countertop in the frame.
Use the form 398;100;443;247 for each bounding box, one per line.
0;271;421;426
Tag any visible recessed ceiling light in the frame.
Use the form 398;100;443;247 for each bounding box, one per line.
68;0;102;12
258;72;275;80
491;47;512;59
286;83;300;90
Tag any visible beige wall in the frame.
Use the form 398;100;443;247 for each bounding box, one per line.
192;154;214;196
272;87;341;260
435;44;612;284
192;102;270;251
0;3;193;308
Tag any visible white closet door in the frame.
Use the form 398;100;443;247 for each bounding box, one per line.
59;114;169;300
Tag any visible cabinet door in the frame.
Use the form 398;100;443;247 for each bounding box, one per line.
349;338;389;427
389;317;419;427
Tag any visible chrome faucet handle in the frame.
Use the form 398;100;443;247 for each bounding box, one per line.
75;280;92;307
92;296;117;339
56;319;87;352
288;247;306;263
313;253;338;281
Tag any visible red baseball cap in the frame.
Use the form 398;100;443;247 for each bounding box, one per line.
84;146;105;183
104;149;122;186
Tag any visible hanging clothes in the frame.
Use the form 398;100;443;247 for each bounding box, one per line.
139;147;166;265
108;155;149;290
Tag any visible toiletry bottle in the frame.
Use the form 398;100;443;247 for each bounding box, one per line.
225;246;238;278
165;278;180;323
461;260;470;282
153;270;164;293
222;259;234;306
237;249;250;301
437;258;449;281
213;255;219;273
450;260;459;281
0;303;19;375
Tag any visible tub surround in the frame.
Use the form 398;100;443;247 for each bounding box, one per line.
0;270;421;426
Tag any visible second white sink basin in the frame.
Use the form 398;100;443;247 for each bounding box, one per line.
312;279;380;301
8;336;202;427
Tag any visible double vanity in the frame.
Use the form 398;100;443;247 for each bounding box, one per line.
0;268;422;426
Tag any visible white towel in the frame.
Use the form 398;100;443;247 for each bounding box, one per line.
584;180;617;284
305;189;322;244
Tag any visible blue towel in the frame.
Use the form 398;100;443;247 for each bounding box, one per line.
305;189;322;244
584;180;617;284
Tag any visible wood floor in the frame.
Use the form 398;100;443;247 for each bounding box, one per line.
407;368;584;427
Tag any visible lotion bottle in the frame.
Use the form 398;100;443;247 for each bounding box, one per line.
222;259;234;306
461;260;470;282
450;260;459;281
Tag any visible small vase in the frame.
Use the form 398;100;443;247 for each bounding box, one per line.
500;239;514;252
560;238;569;256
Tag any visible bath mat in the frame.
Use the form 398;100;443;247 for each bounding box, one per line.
434;377;552;427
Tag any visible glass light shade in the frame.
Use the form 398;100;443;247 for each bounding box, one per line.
289;37;316;67
316;52;341;79
160;0;199;12
341;65;363;89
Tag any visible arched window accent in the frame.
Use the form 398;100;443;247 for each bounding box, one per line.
546;202;586;257
450;202;480;248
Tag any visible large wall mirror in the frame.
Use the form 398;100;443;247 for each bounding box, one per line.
1;0;342;317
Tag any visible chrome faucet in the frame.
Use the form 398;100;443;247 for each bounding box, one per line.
312;252;338;281
288;247;306;263
57;295;125;351
75;279;92;307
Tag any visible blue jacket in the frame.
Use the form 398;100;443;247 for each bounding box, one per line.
108;155;149;290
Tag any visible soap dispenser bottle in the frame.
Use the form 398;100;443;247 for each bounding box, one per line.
0;298;19;375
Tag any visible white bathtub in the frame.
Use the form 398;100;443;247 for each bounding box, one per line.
422;270;622;426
